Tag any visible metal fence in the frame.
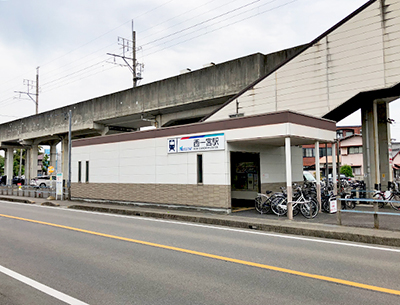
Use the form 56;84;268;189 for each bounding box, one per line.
0;185;69;200
336;196;400;229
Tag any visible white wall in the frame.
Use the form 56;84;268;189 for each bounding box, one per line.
227;142;303;185
72;137;228;185
72;122;330;188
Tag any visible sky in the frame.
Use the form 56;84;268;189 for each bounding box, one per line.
1;0;399;139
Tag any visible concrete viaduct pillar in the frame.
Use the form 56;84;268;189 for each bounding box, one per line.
49;141;59;171
25;149;31;183
5;148;14;185
29;144;39;179
362;100;392;191
61;136;69;185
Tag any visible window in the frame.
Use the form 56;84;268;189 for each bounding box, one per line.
319;147;332;157
348;146;362;154
197;154;203;184
78;161;82;183
303;148;314;157
337;130;343;139
353;167;361;175
85;161;89;183
345;130;354;137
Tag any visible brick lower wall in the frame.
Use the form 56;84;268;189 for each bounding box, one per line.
261;181;303;194
72;183;231;209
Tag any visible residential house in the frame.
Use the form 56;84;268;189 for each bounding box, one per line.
303;126;363;178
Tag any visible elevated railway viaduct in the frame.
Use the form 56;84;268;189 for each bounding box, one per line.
0;47;303;184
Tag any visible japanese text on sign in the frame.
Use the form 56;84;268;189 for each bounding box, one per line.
168;133;225;153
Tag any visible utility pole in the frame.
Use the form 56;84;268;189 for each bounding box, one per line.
68;110;72;200
36;66;39;114
132;22;137;87
107;21;143;87
14;67;39;181
15;67;39;114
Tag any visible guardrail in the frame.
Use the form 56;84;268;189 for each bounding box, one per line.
0;185;69;200
336;197;400;229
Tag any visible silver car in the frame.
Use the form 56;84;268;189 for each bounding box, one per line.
30;176;51;188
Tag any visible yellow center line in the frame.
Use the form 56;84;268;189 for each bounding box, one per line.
1;213;400;296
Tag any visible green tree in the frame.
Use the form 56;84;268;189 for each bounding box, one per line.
42;154;50;174
340;165;354;177
13;149;26;177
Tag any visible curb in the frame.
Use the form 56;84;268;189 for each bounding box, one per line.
0;196;35;204
68;205;400;248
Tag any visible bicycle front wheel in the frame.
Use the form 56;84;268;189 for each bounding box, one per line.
300;198;319;219
270;196;287;216
389;193;400;211
373;193;385;209
255;196;263;214
255;196;271;214
345;194;356;209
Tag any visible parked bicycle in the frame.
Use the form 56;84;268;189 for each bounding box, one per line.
270;184;319;218
255;187;287;215
321;189;336;213
373;182;400;211
255;190;272;214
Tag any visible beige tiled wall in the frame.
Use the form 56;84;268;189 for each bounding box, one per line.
72;183;231;208
260;181;303;194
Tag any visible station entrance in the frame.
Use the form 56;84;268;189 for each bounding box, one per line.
230;152;260;207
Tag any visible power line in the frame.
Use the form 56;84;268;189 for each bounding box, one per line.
0;0;176;102
36;0;261;91
141;0;261;48
0;0;300;115
142;0;296;58
40;0;271;91
139;0;239;40
44;65;119;94
0;0;261;101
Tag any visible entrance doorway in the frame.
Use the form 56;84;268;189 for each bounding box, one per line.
230;152;260;207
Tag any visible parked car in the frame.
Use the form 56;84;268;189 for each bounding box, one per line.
303;171;316;182
12;176;25;185
0;176;25;185
30;176;51;188
328;173;353;182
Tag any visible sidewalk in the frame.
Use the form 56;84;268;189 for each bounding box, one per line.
1;195;400;247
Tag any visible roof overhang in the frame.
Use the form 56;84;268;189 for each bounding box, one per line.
323;83;400;122
73;110;336;148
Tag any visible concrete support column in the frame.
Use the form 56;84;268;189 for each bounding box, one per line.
362;102;376;191
376;101;392;187
5;148;14;185
49;141;58;169
362;100;392;191
61;137;69;184
373;101;381;189
315;141;321;211
25;148;31;182
285;137;293;220
29;145;38;178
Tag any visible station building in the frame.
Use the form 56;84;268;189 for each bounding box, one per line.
72;111;335;212
71;0;400;212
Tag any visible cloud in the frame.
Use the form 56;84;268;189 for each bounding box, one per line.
0;0;382;135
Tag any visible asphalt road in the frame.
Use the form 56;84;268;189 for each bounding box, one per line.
0;200;399;305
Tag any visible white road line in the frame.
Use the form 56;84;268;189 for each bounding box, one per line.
2;200;400;253
0;264;89;305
